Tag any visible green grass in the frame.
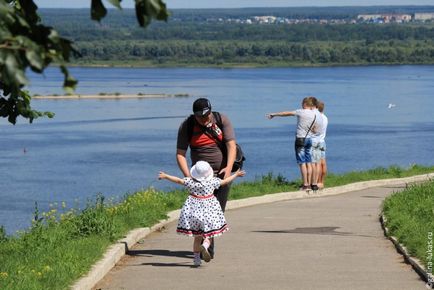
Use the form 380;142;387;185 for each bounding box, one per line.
325;164;434;187
0;164;433;289
383;180;434;268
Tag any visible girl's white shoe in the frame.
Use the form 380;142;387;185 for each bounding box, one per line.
193;252;201;267
200;238;212;262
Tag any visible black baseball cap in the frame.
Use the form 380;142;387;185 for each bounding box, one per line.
193;98;212;117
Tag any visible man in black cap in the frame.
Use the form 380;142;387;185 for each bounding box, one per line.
176;98;237;260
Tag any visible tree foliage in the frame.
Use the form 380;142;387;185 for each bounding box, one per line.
0;0;168;124
38;8;434;67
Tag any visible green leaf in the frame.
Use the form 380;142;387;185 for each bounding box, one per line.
25;49;44;71
135;0;169;27
5;53;28;86
107;0;122;9
91;0;107;22
59;38;76;61
47;29;60;42
149;0;169;21
20;0;39;25
135;1;147;27
60;65;78;93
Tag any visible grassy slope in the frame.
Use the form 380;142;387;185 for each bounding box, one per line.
383;180;434;267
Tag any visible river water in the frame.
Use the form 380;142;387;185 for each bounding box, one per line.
1;65;433;233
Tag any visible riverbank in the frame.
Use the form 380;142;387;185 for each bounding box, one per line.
69;60;434;69
32;93;190;100
0;165;433;289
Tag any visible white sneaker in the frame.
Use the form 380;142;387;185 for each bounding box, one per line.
200;244;211;262
194;255;201;267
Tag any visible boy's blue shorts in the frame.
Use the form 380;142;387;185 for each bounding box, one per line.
295;138;312;164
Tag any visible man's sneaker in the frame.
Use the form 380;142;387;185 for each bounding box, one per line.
200;244;212;262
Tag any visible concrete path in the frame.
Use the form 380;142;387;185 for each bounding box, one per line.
94;184;426;290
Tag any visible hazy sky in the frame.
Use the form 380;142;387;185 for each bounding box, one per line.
35;0;434;9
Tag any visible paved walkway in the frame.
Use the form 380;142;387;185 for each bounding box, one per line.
94;184;426;290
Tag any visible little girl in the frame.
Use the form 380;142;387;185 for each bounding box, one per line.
158;160;245;267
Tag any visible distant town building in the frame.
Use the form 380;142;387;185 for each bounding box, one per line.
414;13;434;21
357;14;412;23
357;13;434;23
387;14;412;23
204;12;434;25
253;16;277;24
357;14;383;22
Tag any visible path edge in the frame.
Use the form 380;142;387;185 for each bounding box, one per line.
380;214;434;289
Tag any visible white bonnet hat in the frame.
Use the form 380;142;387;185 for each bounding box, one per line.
190;161;214;182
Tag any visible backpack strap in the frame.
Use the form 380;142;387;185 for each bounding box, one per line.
212;111;223;129
186;114;195;142
187;111;223;142
304;114;316;139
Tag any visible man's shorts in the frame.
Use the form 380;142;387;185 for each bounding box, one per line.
311;142;322;163
319;141;326;160
295;138;312;164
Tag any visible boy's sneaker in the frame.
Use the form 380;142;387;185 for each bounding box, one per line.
200;244;212;262
299;185;311;191
311;184;319;192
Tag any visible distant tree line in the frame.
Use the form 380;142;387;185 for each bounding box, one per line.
75;39;434;65
41;6;434;24
40;8;434;66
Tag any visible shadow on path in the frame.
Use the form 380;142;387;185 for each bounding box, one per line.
252;226;373;238
140;262;194;268
127;249;192;259
125;250;195;268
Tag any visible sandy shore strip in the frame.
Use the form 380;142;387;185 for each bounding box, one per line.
33;93;189;100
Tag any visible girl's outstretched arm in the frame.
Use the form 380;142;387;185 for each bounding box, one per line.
158;171;185;185
220;169;246;187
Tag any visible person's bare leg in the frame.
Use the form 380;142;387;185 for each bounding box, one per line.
193;236;202;253
193;236;203;266
306;163;313;186
299;163;308;187
311;162;319;186
318;158;327;188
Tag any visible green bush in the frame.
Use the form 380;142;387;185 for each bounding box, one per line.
383;180;434;267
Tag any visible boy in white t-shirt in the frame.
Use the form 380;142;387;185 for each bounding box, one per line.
316;101;328;188
266;96;322;191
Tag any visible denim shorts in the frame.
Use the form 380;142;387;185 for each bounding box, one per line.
319;141;327;159
295;138;312;164
311;142;322;163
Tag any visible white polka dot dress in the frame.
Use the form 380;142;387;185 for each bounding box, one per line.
176;177;229;238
